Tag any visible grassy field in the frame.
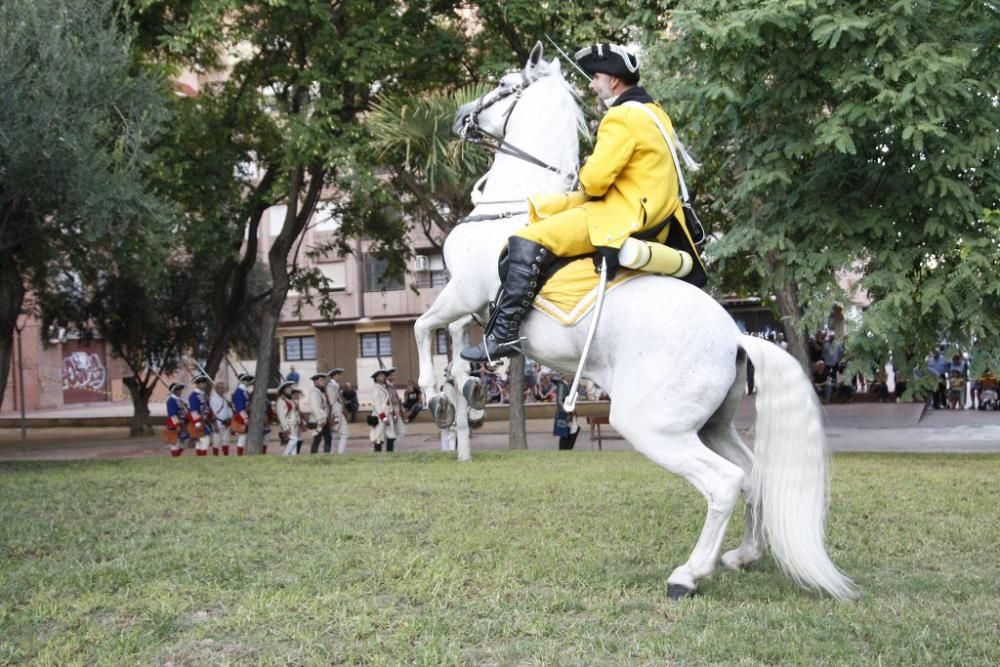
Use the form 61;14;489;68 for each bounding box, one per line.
0;451;997;666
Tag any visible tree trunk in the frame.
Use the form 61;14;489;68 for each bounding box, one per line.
123;375;154;437
773;279;810;371
246;295;283;455
507;355;528;449
0;260;26;413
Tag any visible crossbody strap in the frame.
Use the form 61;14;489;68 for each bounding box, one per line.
623;101;699;204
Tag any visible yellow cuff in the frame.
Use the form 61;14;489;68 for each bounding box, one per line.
527;190;589;223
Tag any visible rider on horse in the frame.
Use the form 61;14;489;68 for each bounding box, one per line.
460;43;707;364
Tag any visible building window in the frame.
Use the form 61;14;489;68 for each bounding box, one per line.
359;332;392;358
284;335;316;361
435;328;449;355
364;255;404;292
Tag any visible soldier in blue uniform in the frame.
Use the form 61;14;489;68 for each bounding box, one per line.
231;373;254;456
187;375;214;457
165;382;188;458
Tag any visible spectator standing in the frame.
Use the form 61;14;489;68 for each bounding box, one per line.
402;380;424;423
307;372;331;453
524;359;539;401
553;375;580;450
926;348;949;409
807;331;826;365
209;381;234;456
948;353;969;409
341;382;359;422
285;366;301;384
947;371;966;410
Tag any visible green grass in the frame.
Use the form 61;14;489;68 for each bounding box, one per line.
0;451;997;666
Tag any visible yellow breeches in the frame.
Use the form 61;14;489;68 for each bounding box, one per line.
514;207;598;257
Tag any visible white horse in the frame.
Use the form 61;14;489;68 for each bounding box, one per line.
413;43;856;600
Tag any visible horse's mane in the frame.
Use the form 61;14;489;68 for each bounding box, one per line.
515;62;588;185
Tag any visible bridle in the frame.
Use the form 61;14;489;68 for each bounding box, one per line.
459;72;577;184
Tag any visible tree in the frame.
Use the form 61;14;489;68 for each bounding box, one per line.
640;0;1000;373
0;0;169;411
145;0;470;452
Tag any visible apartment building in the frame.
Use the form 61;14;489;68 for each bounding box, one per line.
230;203;467;399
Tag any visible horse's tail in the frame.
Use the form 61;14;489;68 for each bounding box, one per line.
740;335;857;600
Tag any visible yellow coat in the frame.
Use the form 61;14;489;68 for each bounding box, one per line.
579;102;684;249
529;102;684;250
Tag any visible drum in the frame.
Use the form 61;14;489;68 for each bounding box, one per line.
186;421;206;439
231;418;246;434
162;428;179;444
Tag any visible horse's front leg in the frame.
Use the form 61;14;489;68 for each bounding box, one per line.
414;282;472;402
448;316;478;462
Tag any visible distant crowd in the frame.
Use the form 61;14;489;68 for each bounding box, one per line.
748;329;998;410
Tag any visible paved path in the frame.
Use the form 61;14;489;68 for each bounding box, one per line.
2;401;998;461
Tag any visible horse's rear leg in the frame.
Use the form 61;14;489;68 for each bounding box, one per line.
700;422;762;571
619;424;744;598
699;355;763;570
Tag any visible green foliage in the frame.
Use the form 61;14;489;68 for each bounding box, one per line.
641;0;1000;373
0;452;997;663
0;0;170;282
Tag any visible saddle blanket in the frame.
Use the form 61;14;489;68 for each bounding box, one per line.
532;258;644;326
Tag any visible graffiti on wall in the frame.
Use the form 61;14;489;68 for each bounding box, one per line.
62;351;107;393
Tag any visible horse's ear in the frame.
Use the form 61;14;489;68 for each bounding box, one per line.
526;41;544;69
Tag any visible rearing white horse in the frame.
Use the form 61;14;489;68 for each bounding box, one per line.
413;43;856;600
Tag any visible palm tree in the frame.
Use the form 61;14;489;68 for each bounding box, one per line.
368;85;491;250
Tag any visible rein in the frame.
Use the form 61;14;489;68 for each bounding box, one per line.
460;74;577;184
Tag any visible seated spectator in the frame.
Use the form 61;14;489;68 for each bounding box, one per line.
812;361;832;404
401;380;423;423
974;369;998;410
533;372;558;402
947;371;965;410
870;368;890;402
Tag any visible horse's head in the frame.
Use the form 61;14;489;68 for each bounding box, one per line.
453;41;562;141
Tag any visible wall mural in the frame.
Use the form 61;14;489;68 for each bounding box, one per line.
62;351;107;393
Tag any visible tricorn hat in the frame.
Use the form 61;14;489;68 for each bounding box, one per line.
371;368;388;380
277;380;295;394
192;374;212;385
310;372;327;381
238;373;254;383
574;43;640;84
169;382;185;392
327;367;345;377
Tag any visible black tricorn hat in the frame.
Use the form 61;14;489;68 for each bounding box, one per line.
574;43;640;85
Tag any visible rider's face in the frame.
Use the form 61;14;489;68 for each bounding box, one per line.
589;73;619;101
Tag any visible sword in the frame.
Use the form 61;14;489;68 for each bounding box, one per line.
545;33;592;82
562;256;608;412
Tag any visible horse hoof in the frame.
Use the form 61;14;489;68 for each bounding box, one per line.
429;396;455;429
667;584;697;600
463;378;487;410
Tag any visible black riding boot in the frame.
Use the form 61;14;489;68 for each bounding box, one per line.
460;237;553;363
